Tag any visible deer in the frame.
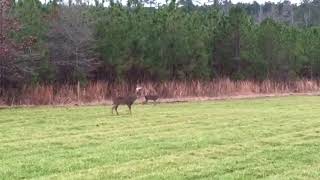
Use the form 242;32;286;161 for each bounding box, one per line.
142;86;159;104
144;94;159;104
111;86;142;115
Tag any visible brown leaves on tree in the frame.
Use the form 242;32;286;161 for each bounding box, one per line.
0;0;38;90
0;0;36;59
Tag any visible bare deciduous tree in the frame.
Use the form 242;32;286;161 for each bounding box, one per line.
47;5;97;83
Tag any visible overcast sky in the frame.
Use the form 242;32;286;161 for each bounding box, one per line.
192;0;302;5
194;0;302;5
230;0;300;4
45;0;303;6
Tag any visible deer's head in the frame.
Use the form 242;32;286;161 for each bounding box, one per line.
135;85;143;96
136;85;142;92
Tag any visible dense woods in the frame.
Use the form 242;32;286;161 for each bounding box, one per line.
1;0;320;91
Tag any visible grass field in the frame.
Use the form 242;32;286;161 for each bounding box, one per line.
1;96;320;179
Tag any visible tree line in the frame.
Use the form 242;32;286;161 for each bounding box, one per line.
1;0;320;91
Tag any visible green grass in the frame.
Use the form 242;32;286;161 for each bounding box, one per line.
1;96;320;179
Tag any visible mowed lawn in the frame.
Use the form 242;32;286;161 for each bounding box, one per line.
1;96;320;179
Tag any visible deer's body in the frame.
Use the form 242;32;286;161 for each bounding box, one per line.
111;86;141;115
145;95;159;103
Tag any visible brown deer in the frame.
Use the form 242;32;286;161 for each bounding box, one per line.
144;95;159;104
142;86;159;104
111;86;142;115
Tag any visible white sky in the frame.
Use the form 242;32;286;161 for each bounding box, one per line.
195;0;302;6
231;0;301;4
42;0;303;6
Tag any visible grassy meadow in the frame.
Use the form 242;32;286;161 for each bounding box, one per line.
1;96;320;179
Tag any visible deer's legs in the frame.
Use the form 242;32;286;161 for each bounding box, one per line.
128;105;132;114
112;105;119;115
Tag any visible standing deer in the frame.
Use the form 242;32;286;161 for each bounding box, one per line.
111;86;142;115
144;95;159;104
142;86;159;104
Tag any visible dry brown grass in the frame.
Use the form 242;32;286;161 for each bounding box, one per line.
1;79;320;106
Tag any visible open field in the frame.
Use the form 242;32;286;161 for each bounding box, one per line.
1;96;320;179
